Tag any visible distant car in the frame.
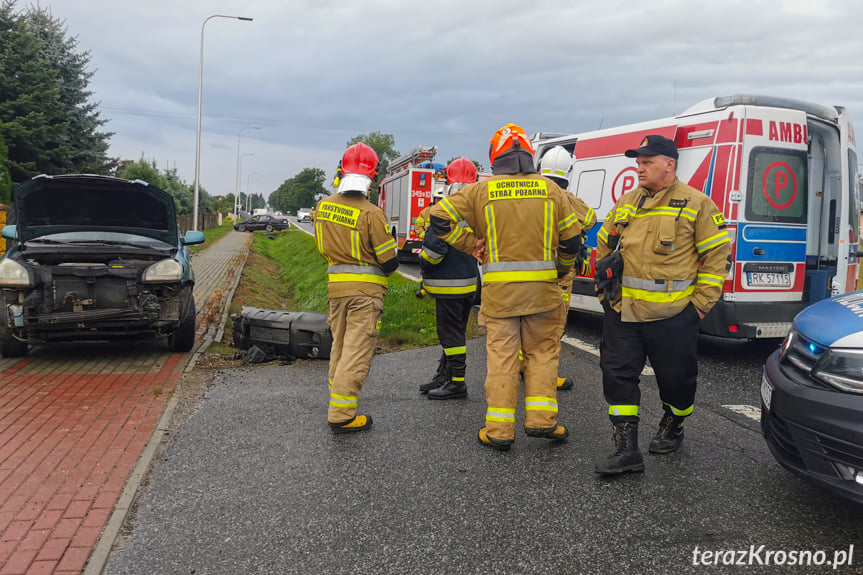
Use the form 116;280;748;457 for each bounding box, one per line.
233;214;290;233
0;174;206;357
297;208;312;223
762;290;863;504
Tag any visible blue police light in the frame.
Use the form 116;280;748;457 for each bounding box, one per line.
809;343;818;354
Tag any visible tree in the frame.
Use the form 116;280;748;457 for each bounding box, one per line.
346;132;398;204
0;124;12;204
270;167;327;214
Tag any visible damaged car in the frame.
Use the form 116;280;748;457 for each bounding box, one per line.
0;174;206;357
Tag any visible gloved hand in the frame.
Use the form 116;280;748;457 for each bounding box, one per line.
594;251;623;299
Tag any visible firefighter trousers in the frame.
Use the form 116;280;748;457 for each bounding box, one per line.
435;296;474;380
482;307;564;441
600;302;700;421
326;295;383;424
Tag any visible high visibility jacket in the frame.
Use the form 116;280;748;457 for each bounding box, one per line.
596;178;732;323
415;206;431;240
315;193;399;299
429;174;596;318
419;205;478;299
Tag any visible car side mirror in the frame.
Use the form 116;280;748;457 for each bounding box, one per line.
1;225;18;240
182;230;206;245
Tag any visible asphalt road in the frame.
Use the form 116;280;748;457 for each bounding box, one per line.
104;335;862;575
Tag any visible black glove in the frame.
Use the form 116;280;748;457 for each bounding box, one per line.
594;250;623;299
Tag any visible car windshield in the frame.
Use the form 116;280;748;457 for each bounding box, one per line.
26;231;173;249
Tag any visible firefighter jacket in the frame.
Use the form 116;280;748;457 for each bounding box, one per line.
429;174;596;319
419;207;478;299
414;206;431;240
595;178;732;323
314;193;399;299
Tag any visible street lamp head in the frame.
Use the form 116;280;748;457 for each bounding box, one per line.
238;16;253;21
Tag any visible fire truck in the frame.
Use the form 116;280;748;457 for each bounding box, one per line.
534;94;860;339
378;145;447;261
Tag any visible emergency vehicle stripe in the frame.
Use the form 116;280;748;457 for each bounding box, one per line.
525;396;558;413
696;272;725;287
330;393;358;409
544;201;554;261
439;198;462;224
621;285;695;303
695;231;731;253
609;405;639;417
486;407;516;423
621;277;694;292
374;238;397;255
420;247;444;264
444;346;466;356
663;402;693;417
485;205;499;263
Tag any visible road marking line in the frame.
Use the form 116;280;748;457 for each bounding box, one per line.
560;335;655;376
723;404;761;421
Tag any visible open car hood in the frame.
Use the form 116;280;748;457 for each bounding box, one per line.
10;174;179;245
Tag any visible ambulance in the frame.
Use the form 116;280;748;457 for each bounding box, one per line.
377;145;447;261
534;94;860;339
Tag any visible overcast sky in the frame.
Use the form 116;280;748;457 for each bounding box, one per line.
48;0;863;205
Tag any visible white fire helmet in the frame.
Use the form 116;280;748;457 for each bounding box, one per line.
539;146;573;182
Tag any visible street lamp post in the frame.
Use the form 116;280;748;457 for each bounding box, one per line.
234;126;260;216
246;172;260;212
237;153;255;215
193;14;252;231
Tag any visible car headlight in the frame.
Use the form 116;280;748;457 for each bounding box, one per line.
811;348;863;394
0;259;33;287
143;259;183;282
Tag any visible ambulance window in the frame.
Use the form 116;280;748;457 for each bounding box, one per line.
745;147;807;223
575;169;605;210
849;150;859;244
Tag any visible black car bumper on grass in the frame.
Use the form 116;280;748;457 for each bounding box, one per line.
762;350;863;504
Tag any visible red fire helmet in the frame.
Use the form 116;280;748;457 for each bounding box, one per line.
341;142;379;179
446;157;478;185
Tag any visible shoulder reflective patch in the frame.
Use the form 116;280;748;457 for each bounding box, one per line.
487;179;548;201
318;201;360;228
712;213;726;226
669;199;688;208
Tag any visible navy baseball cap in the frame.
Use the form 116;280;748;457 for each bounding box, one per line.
624;135;678;160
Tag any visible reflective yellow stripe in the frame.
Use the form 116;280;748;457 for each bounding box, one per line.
621;284;695;303
439;198;462;223
558;254;576;265
420;250;443;264
544;201;553;261
423;284;476;295
374;238;397;255
444;346;466;355
695;231;731;253
558;212;578;232
330;392;358;408
632;206;697;221
452;377;465;382
584;207;596;228
597;226;609;243
697;272;725;287
486;407;516;422
663;402;693;417
485;205;499;263
609;405;639;417
444;223;464;244
328;273;388;286
483;269;557;283
525;396;558;412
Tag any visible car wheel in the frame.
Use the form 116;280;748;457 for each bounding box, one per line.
0;307;27;358
265;224;274;232
238;224;246;232
169;298;196;353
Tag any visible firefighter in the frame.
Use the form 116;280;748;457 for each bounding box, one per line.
538;145;596;391
418;157;480;400
315;142;399;434
429;124;594;450
593;135;732;474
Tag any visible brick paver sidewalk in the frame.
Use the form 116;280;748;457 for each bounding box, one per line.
0;230;251;575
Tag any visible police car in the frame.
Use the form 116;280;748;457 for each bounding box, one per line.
762;290;863;504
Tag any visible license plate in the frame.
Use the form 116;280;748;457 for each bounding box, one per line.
761;375;773;411
747;272;791;287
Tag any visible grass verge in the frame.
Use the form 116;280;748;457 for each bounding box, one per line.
219;228;482;354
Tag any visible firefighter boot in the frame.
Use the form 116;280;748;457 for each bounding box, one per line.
419;352;448;394
428;363;467;400
525;424;569;442
478;427;513;452
329;415;373;435
648;411;686;454
594;420;645;475
556;376;574;391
